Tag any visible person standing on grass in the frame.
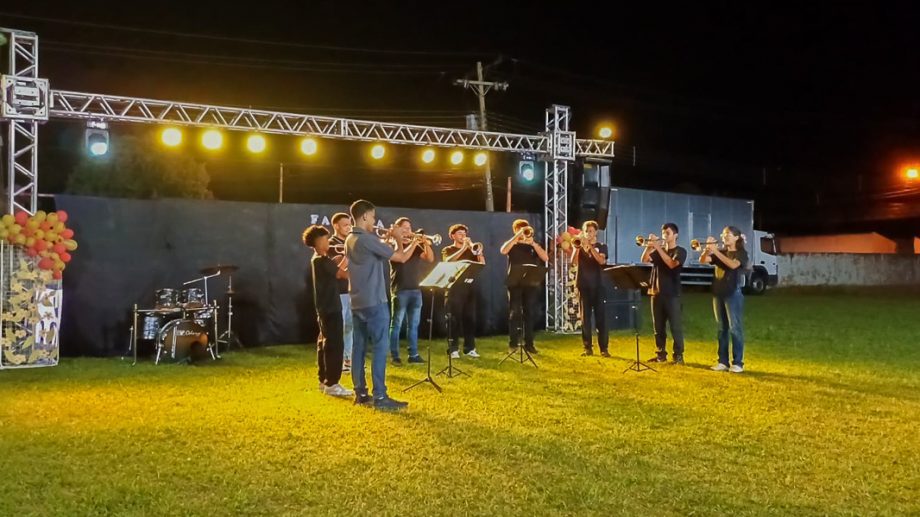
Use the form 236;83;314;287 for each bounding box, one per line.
641;222;687;365
303;225;354;398
388;216;435;366
570;220;610;357
329;212;354;373
345;199;418;411
700;225;749;373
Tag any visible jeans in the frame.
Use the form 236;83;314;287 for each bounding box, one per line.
340;293;353;362
447;284;477;353
389;289;422;359
651;295;685;359
351;303;390;399
713;289;744;367
579;285;608;352
316;311;344;387
508;286;539;348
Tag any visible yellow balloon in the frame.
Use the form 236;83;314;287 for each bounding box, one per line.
9;224;21;235
46;213;59;224
14;234;26;245
26;220;39;231
25;237;35;247
1;214;13;227
64;239;78;251
45;231;58;242
34;210;47;222
33;230;44;240
0;229;7;239
54;222;65;233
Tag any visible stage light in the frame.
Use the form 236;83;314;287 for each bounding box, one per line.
474;152;488;167
598;125;614;139
450;150;464;165
519;160;535;182
300;137;318;156
371;143;386;160
907;168;919;180
161;127;182;147
85;121;109;157
202;129;223;150
421;148;436;164
246;134;267;153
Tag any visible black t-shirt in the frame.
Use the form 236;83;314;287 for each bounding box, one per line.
711;249;750;296
506;243;542;286
328;234;349;295
576;242;608;289
442;244;477;262
311;254;342;315
648;246;687;297
391;246;430;292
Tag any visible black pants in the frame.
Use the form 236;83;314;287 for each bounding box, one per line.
508;286;539;348
447;284;477;353
579;285;608;352
317;311;344;387
651;295;685;359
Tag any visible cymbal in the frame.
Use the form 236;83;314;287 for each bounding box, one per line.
200;264;239;276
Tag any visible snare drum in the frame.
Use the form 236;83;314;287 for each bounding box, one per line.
154;288;179;310
180;288;206;309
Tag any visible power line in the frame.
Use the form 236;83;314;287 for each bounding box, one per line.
0;11;492;57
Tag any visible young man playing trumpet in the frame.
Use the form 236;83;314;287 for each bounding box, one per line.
442;224;486;359
329;212;354;372
570;221;609;357
389;217;435;366
500;219;549;355
640;223;687;364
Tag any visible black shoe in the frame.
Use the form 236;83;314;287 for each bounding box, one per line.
524;346;539;355
407;355;425;364
354;393;373;406
600;350;611;358
672;356;684;365
391;357;403;366
581;349;594;357
374;396;409;411
647;356;668;363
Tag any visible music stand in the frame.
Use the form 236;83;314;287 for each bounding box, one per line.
500;263;546;368
436;260;484;379
605;264;655;373
404;261;480;392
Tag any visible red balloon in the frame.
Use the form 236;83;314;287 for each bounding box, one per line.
53;243;66;255
26;248;38;257
52;270;63;280
60;251;72;263
38;258;54;270
14;211;28;225
56;210;68;223
22;227;34;237
40;221;53;232
34;240;48;252
61;229;74;239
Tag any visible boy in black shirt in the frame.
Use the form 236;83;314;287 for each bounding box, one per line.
500;218;549;355
303;225;354;398
640;222;687;364
571;220;609;357
441;224;486;358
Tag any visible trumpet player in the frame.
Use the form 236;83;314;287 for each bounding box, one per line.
329;212;354;372
570;221;609;357
389;217;435;366
500;219;548;355
442;224;485;359
699;226;749;373
640;223;687;365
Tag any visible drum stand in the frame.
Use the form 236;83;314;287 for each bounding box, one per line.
217;273;243;351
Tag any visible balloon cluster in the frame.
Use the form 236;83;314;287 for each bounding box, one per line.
0;210;77;280
556;226;583;251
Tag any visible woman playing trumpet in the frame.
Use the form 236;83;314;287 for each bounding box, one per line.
500;219;548;355
442;224;486;359
699;226;749;373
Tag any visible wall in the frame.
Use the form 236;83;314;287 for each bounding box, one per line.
777;253;920;286
778;233;900;254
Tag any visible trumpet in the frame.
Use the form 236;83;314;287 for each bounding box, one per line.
520;226;535;239
572;234;588;248
690;238;723;251
374;227;393;239
411;232;442;246
635;235;662;247
468;239;484;255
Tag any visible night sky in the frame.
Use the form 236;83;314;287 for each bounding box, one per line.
3;2;919;235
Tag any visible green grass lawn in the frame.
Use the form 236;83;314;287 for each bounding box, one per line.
1;289;919;516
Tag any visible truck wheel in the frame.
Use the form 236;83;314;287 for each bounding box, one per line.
747;273;767;295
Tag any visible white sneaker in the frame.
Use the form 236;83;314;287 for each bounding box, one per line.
729;365;744;373
465;349;480;358
449;351;460;359
711;363;729;372
324;384;355;397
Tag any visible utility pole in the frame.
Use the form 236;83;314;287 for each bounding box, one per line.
278;163;284;203
455;61;508;212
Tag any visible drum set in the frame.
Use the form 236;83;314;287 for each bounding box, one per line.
128;264;241;365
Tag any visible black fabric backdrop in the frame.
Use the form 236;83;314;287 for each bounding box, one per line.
55;195;546;356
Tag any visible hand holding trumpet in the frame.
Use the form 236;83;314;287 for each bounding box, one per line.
690;237;721;252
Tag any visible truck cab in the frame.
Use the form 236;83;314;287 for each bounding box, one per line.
679;229;778;294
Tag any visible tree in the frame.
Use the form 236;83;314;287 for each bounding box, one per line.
66;136;213;200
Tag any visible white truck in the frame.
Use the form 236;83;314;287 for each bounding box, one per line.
603;187;779;294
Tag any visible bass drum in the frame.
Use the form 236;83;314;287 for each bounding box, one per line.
157;319;210;363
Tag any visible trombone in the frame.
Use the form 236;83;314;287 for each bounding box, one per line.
635;235;662;247
690;238;723;252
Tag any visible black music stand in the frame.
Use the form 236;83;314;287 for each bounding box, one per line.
404;261;480;392
605;264;656;374
436;260;484;379
500;263;545;368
